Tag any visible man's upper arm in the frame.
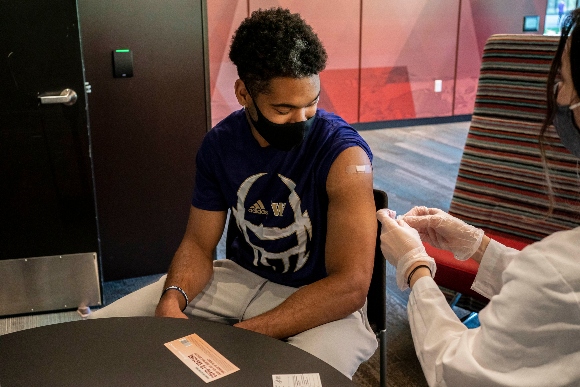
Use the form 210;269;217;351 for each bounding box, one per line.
324;146;376;286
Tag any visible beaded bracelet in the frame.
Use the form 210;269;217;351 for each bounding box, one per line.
407;265;432;288
162;286;189;312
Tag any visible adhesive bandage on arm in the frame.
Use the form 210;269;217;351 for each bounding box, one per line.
345;165;372;174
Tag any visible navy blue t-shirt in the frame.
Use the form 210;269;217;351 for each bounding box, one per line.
192;108;372;287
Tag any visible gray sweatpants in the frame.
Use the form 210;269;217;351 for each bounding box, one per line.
90;259;378;378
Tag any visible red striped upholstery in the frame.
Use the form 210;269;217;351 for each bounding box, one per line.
432;34;580;301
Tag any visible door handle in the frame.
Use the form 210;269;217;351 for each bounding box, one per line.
39;88;77;106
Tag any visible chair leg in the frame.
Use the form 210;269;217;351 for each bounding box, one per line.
449;292;462;308
377;329;387;387
449;292;479;327
461;312;478;325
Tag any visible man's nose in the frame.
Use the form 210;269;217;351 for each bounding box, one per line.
290;108;308;123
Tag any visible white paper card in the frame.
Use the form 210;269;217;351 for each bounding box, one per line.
165;333;239;383
272;373;322;387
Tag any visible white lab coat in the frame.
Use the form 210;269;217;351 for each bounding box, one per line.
408;227;580;387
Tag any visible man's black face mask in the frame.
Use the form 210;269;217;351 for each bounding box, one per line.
248;96;316;152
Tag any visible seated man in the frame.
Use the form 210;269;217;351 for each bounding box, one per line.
91;7;377;378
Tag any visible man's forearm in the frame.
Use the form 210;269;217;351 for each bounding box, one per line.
233;273;368;339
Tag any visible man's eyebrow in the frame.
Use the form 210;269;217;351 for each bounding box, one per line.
270;92;320;109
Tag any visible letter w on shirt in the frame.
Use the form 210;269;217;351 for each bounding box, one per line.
271;203;286;217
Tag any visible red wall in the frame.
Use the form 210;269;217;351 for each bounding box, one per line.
207;0;247;127
207;0;548;126
360;0;460;122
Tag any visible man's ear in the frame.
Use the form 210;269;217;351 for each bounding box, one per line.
235;79;250;107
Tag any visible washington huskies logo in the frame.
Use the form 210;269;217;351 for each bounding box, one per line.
232;173;312;273
271;202;286;216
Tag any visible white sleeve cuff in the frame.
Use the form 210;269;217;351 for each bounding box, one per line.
471;238;517;299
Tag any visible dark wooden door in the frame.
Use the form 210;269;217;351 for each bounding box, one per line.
78;0;209;281
0;0;99;260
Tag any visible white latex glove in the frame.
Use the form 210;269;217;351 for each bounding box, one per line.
377;209;436;291
403;206;484;261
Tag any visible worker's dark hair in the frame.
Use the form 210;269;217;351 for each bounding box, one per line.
539;8;580;214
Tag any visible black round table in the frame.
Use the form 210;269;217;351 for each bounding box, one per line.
0;316;355;386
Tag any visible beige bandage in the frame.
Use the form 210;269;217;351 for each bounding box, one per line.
345;165;372;174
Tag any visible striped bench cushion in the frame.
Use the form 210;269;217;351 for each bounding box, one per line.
449;34;580;243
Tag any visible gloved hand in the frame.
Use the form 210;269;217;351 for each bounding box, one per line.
377;209;436;291
403;206;484;261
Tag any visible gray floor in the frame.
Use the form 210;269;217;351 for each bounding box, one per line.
1;120;472;386
361;121;470;215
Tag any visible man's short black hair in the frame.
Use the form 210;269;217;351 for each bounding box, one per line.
229;7;327;96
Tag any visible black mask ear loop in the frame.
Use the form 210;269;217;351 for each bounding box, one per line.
247;93;266;124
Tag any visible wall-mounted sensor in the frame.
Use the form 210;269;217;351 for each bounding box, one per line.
523;16;540;32
112;49;133;78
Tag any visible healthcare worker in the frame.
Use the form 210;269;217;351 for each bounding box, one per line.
377;10;580;387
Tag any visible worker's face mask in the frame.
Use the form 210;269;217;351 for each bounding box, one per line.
554;105;580;158
553;85;580;158
247;96;316;152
